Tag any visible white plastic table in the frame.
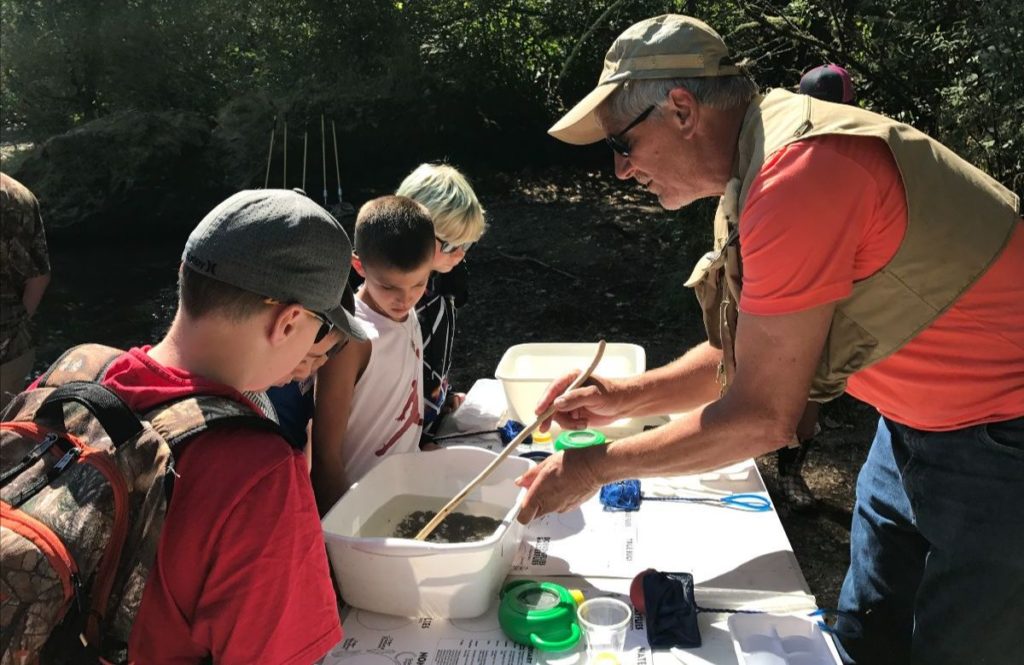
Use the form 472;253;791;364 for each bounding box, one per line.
322;380;842;665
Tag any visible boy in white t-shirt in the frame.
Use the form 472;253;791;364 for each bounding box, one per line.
311;195;435;513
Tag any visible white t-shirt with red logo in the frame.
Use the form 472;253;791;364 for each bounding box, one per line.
344;298;425;484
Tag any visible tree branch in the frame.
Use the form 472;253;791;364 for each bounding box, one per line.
553;0;628;97
493;249;580;282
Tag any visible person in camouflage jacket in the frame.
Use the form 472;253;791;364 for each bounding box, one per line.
1;172;51;409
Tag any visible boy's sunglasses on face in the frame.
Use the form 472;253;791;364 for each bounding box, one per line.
325;335;350;359
437;237;474;254
605;105;656;157
264;298;335;343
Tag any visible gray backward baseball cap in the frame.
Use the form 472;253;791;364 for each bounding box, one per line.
182;188;366;341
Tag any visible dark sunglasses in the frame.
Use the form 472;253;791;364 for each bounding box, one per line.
604;105;656;157
264;298;335;343
325;336;350;359
437;237;474;254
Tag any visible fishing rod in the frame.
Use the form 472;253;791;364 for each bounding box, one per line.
282;120;288;188
331;119;343;205
263;116;276;189
302;129;308;193
321;115;328;205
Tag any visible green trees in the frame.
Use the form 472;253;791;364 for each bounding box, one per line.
727;0;1023;195
1;0;1019;196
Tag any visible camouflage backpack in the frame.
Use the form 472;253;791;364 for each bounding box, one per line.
0;344;278;664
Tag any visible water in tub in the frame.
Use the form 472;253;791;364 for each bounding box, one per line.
359;494;506;543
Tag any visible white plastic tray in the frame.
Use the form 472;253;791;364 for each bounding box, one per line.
321;446;532;618
494;342;645;424
728;614;842;665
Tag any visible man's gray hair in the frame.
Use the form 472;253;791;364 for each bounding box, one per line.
601;75;759;127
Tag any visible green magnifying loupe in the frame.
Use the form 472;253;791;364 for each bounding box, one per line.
554;429;607;452
498;580;584;652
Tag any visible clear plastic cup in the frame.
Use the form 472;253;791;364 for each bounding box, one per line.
576;597;632;664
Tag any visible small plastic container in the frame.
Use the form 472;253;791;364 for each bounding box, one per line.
577;597;632;663
532;430;553;445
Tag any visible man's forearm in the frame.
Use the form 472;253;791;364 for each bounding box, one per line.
22;273;50;317
616;341;722;417
589;392;792;483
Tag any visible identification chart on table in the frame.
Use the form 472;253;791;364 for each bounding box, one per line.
326;579;649;665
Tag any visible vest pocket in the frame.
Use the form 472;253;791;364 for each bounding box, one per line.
687;250;729;350
684;248;722;288
811;308;878;401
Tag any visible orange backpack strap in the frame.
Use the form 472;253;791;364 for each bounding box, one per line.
36;344;125;387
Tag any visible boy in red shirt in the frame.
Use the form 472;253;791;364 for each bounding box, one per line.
73;189;363;663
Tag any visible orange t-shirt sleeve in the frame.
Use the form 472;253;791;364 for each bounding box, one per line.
738;135;904;316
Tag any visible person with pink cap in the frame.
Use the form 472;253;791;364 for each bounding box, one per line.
518;14;1023;665
799;63;856;104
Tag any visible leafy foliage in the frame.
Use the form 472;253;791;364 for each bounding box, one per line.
1;0;1020;195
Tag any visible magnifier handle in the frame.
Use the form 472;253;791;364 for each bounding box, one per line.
530;623;582;652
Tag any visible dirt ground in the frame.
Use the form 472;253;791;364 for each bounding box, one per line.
449;169;878;610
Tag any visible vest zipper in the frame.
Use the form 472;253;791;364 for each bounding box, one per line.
793;95;813;137
0;501;80;620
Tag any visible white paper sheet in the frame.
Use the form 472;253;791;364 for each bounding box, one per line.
511;498;640;578
326;578;649;665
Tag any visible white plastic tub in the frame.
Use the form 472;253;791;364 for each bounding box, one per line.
321;446;533;618
494;342;646;426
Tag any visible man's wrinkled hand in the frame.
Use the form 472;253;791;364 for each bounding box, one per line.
514;447;605;523
534;371;623;433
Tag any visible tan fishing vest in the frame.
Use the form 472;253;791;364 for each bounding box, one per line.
686;88;1020;401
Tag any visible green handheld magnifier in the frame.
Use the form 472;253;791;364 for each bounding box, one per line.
554;429;607;451
498;580;583;652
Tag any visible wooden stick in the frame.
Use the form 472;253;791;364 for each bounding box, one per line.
414;340;607;541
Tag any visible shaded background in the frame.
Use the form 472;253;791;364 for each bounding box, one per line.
2;0;1021;241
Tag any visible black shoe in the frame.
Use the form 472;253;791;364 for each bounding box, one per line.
779;469;817;513
777;445;817;513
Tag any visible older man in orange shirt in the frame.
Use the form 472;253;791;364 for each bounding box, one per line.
518;15;1023;665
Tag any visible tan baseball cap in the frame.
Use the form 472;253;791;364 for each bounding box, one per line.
549;15;739;145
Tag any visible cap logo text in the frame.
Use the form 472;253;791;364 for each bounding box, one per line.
184;251;217;276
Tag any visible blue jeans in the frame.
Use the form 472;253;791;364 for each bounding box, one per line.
835;416;1024;664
